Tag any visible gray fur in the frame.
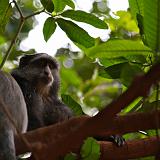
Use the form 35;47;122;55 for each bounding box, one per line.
0;70;28;160
11;53;73;131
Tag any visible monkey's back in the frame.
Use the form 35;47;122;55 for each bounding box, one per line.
0;70;28;160
0;70;28;133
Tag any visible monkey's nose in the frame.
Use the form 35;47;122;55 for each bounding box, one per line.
44;70;50;76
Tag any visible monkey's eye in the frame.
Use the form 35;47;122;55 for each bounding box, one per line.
48;63;54;69
47;61;58;69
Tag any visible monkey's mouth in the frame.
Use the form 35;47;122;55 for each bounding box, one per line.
42;76;54;86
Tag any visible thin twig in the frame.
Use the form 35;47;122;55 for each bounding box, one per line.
0;1;45;69
0;19;24;69
12;0;24;18
25;9;45;20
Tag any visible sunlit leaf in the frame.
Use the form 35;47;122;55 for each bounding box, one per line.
52;0;75;13
52;0;65;13
81;137;101;160
61;94;83;116
43;17;57;42
144;0;160;51
122;97;142;113
108;11;139;33
86;40;152;58
56;18;95;48
129;0;144;19
61;10;108;29
0;0;12;34
63;0;75;9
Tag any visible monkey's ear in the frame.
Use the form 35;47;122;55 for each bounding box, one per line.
19;54;36;68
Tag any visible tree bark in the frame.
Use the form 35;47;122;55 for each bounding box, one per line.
100;136;160;160
16;111;160;159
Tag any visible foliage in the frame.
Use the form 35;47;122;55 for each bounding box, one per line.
80;137;101;160
43;17;57;42
0;0;12;35
61;94;83;116
64;153;77;160
0;0;160;159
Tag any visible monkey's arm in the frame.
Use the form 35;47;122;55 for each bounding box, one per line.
43;99;73;126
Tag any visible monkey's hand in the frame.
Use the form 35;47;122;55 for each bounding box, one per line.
95;135;125;147
108;135;125;147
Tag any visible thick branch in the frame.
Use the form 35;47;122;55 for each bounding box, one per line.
100;136;160;160
16;111;160;156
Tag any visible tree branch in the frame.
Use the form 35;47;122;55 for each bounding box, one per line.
100;136;160;160
0;20;24;69
0;1;45;69
15;110;160;158
14;64;160;160
36;63;160;159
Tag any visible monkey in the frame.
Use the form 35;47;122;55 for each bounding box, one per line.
11;53;73;131
0;70;28;160
11;53;124;149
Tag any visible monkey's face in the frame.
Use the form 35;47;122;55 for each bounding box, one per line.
17;54;60;95
33;60;55;86
25;59;57;87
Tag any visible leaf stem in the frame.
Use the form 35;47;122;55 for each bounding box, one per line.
25;9;45;20
0;19;24;69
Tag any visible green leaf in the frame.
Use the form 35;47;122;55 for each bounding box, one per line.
128;0;144;19
86;39;152;58
125;55;147;64
144;0;160;51
43;17;57;42
122;97;142;113
99;62;128;79
60;68;82;87
137;14;144;37
0;0;12;34
40;0;54;12
120;63;144;87
56;18;95;48
61;10;108;29
81;137;101;160
64;153;77;160
52;0;75;13
61;94;84;116
138;101;160;112
63;0;75;9
52;0;66;13
99;57;128;67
